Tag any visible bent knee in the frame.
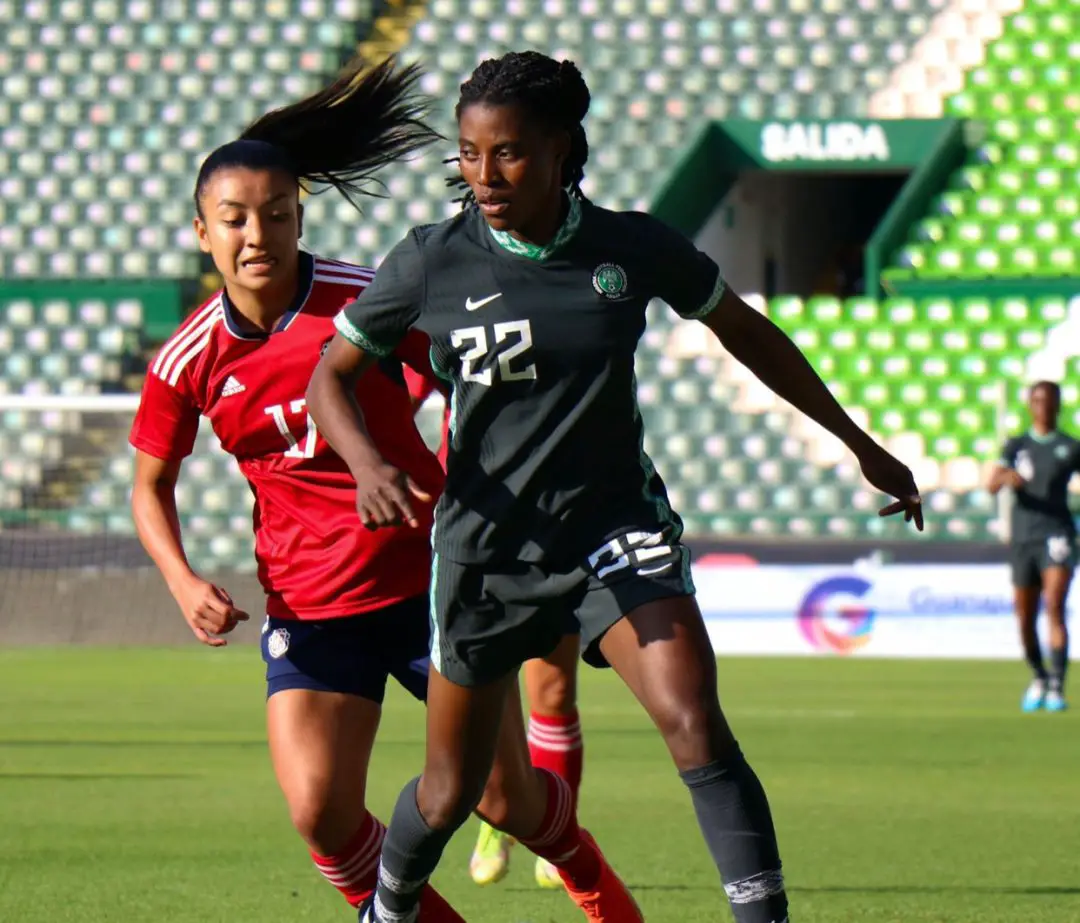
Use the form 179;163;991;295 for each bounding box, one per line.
286;785;366;854
417;768;487;832
650;697;733;768
530;677;576;715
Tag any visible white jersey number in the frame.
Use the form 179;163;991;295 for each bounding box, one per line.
264;399;319;458
450;320;537;385
587;531;678;581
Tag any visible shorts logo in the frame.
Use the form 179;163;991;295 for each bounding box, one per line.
267;627;291;659
1047;535;1073;564
797;575;874;655
592;262;628;299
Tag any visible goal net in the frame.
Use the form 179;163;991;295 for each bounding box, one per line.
0;394;246;643
0;392;450;645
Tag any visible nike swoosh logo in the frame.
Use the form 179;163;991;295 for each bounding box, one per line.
465;293;502;311
637;563;674;576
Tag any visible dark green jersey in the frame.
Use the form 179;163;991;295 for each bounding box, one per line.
1000;430;1080;542
336;197;726;564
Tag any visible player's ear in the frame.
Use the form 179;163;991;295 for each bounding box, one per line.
193;216;211;254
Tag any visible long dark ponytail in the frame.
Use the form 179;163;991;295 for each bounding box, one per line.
194;55;441;215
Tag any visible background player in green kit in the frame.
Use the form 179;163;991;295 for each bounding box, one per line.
990;380;1077;713
308;51;924;923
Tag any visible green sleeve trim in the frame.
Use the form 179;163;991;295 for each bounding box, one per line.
334;311;394;357
682;267;727;320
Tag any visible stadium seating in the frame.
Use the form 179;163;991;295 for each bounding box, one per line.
4;0;1074;556
0;0;946;277
0;1;370;278
0;292;146;397
885;0;1080;281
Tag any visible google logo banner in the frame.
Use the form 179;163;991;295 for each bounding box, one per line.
796;575;875;655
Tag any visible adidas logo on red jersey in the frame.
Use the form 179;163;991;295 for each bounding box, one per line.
221;375;246;397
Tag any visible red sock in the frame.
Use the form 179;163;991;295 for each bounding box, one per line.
311;812;464;921
528;709;584;809
517;769;601;891
311;812;385;907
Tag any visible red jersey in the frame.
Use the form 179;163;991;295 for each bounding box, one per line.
403;364;450;470
130;252;445;621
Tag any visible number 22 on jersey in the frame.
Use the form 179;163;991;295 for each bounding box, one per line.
450;319;537;385
265;399;319;458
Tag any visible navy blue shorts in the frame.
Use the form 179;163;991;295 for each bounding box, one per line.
260;595;431;703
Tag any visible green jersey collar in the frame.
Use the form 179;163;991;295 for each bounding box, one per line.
488;195;581;261
1028;428;1059;443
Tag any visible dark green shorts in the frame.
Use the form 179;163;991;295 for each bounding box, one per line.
428;527;695;687
1010;535;1077;588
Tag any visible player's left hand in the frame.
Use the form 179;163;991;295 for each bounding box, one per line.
856;442;924;531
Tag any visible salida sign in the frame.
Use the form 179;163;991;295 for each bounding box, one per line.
760;121;891;164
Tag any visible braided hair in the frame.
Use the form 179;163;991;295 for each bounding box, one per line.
447;51;591;208
194;55;440;216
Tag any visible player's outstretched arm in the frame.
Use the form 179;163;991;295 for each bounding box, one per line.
307;334;430;529
702;289;923;530
131;451;248;645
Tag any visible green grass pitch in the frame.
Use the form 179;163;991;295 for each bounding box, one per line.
0;649;1077;923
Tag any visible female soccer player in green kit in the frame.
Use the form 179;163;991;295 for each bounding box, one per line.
309;51;923;923
990;380;1077;712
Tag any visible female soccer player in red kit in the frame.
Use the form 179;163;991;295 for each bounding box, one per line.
406;371;583;890
130;57;632;923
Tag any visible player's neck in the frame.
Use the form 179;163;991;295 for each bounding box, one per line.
509;192;569;247
1030;423;1057;439
224;278;298;334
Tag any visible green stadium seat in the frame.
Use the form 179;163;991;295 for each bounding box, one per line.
844;297;879;325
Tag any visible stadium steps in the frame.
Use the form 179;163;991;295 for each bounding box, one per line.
869;0;1023;118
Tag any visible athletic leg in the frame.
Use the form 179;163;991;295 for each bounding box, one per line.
267;690;464;921
1041;566;1072;710
263;606;469;922
599;595;788;923
371;668;633;923
1015;582;1047;711
470;635;584;888
1012;540;1049;711
525;634;584;805
525;635;583;888
370;555;640;923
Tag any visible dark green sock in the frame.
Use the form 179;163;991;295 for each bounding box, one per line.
1049;642;1069;693
680;748;788;923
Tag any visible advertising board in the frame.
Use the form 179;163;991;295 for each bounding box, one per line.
693;563;1069;659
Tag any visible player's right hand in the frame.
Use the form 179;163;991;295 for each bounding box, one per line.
353;462;432;529
1002;468;1026;489
172;574;250;647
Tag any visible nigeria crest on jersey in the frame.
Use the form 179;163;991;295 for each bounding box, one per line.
592;262;628;299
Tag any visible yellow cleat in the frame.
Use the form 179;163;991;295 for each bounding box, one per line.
534;856;564;890
469;821;515;886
